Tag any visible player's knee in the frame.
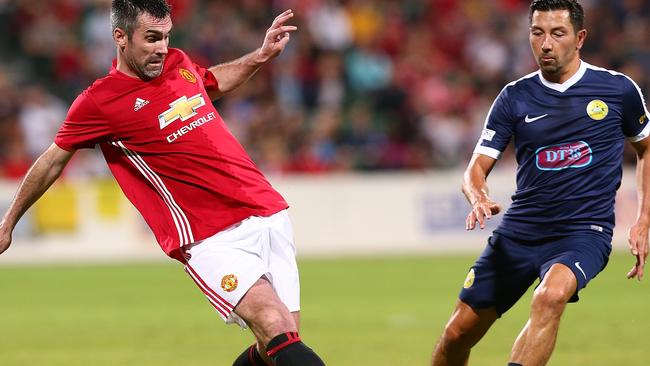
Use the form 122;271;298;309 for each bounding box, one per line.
267;313;296;336
440;322;473;350
249;307;297;344
532;285;571;314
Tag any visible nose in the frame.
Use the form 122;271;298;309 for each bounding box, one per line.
541;35;553;52
155;40;168;55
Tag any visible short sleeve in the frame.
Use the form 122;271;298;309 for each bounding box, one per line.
54;90;111;151
621;75;650;142
473;87;516;159
193;62;220;93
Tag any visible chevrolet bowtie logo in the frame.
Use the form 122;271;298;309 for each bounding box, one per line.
158;94;206;129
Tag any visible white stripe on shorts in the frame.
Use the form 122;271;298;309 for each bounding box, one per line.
185;264;235;317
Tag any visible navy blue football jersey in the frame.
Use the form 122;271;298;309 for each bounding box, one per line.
475;61;650;240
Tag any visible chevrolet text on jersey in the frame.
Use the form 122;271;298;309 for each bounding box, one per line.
167;112;217;143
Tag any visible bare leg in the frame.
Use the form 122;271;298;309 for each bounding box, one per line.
234;277;298;358
509;264;577;366
255;312;301;365
432;300;498;366
510;319;531;362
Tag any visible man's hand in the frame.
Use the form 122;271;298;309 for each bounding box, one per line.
257;9;297;64
206;9;297;99
466;198;501;230
626;222;650;280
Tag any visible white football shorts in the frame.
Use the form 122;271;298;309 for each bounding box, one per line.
183;209;300;328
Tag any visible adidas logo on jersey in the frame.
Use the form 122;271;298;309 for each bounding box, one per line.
134;98;150;111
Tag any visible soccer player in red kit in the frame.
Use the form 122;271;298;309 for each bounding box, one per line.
0;1;326;365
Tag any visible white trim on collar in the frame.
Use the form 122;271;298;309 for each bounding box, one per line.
537;60;587;93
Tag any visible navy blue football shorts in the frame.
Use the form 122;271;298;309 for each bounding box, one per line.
459;231;612;316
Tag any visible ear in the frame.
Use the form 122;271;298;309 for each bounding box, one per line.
114;27;128;50
576;29;587;50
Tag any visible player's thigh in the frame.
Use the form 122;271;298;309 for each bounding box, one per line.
184;218;270;327
534;263;578;304
460;233;539;316
184;210;300;332
235;276;298;344
239;210;301;342
539;231;611;303
266;209;301;313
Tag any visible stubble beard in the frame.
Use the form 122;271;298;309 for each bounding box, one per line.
142;63;163;80
538;56;562;78
126;55;164;81
541;63;560;75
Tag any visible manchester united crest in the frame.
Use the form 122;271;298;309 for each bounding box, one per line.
179;68;197;83
221;274;238;292
463;268;475;289
586;99;608;121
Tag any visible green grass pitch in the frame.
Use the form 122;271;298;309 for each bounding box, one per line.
0;253;648;365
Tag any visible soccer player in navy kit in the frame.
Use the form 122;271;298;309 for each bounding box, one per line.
0;1;325;365
432;1;650;365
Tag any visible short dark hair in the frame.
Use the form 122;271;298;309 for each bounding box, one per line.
529;0;584;32
111;0;172;38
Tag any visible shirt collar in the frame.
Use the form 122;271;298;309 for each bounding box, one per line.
537;60;587;93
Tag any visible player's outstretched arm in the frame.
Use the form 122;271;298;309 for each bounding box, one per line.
627;137;650;280
462;153;502;231
0;143;75;255
206;9;297;100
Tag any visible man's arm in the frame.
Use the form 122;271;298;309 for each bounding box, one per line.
462;153;502;230
627;137;650;280
206;9;297;100
0;143;75;255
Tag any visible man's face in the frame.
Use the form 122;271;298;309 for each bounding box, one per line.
529;9;586;81
121;13;172;81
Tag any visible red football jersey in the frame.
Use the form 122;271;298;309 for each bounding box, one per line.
55;48;288;262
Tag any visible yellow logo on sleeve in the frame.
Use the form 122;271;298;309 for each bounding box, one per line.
586;100;608;121
463;268;475;289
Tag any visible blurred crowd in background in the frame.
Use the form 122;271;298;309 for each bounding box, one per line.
0;0;648;179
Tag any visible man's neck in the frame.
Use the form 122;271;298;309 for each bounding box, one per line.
115;57;139;79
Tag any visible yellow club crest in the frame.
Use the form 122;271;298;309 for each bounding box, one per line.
221;274;238;292
640;114;648;125
179;68;197;83
586;99;608;121
463;268;475;289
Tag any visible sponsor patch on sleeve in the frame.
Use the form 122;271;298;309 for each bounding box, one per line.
481;128;496;142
